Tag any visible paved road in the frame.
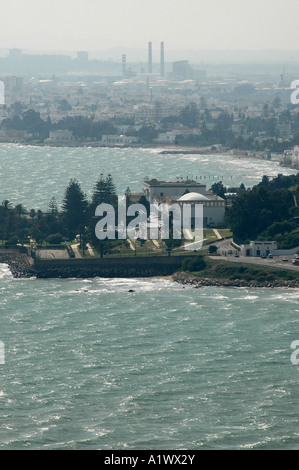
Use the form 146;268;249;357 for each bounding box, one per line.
209;254;299;271
208;237;299;271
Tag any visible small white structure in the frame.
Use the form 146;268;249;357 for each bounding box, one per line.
241;240;299;257
101;135;138;145
241;241;277;257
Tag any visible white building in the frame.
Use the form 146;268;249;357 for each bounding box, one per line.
241;240;299;257
142;179;225;227
101;135;138;145
240;241;277;257
290;146;299;169
142;179;207;203
155;131;177;144
174;192;225;228
46;130;75;143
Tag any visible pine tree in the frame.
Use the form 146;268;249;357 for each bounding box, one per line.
91;174;107;209
62;179;89;239
48;197;58;216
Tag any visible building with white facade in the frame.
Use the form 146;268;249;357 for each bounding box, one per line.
101;135;138;145
142;179;225;227
142;179;207;203
155;131;177;144
46;130;75;143
240;240;299;257
240;241;278;257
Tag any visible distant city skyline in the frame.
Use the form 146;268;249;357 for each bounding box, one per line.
0;0;299;54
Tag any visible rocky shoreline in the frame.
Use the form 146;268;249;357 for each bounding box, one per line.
172;271;299;289
0;253;35;278
1;253;299;288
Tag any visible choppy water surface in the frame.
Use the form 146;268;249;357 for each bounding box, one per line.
0;144;295;209
0;145;298;449
0;267;299;450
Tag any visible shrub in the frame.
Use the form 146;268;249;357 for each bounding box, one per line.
46;233;64;245
5;235;19;246
182;255;207;272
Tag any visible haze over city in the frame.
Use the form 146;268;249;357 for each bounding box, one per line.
0;0;299;56
1;0;299;454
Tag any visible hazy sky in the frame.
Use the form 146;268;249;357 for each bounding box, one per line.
0;0;298;53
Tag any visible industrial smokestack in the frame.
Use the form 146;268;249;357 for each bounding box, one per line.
148;42;152;74
160;42;165;77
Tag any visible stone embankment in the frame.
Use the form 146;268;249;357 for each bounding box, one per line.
34;263;177;279
0;252;35;278
172;271;299;289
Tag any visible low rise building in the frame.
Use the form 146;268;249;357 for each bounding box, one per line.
241;241;277;257
101;134;138;145
241;240;299;257
46;130;75;143
142;179;225;227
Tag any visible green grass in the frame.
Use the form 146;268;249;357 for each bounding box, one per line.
189;257;299;282
217;229;233;238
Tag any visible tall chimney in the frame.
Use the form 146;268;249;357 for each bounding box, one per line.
160;42;165;77
148;42;152;74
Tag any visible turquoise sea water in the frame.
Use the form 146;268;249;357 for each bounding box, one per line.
0;145;298;450
0;268;299;450
0;144;295;209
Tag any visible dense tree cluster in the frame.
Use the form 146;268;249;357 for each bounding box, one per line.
225;173;299;247
2;173;299;252
0;174;146;257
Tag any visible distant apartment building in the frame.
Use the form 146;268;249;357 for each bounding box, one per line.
46;130;75;143
4;76;23;92
101;135;138;145
289;146;299;169
134;103;180;123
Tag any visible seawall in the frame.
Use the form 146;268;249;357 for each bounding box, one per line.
0;250;35;278
33;255;189;279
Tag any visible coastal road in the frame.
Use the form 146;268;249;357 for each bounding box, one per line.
209;237;299;271
209;254;299;272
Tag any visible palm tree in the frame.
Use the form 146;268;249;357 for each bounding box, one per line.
14;204;27;221
1;200;13;216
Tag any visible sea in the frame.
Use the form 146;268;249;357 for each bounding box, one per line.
0;144;299;450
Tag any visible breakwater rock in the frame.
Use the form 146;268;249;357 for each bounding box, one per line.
172;271;299;289
34;264;177;279
33;256;188;279
0;253;35;278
